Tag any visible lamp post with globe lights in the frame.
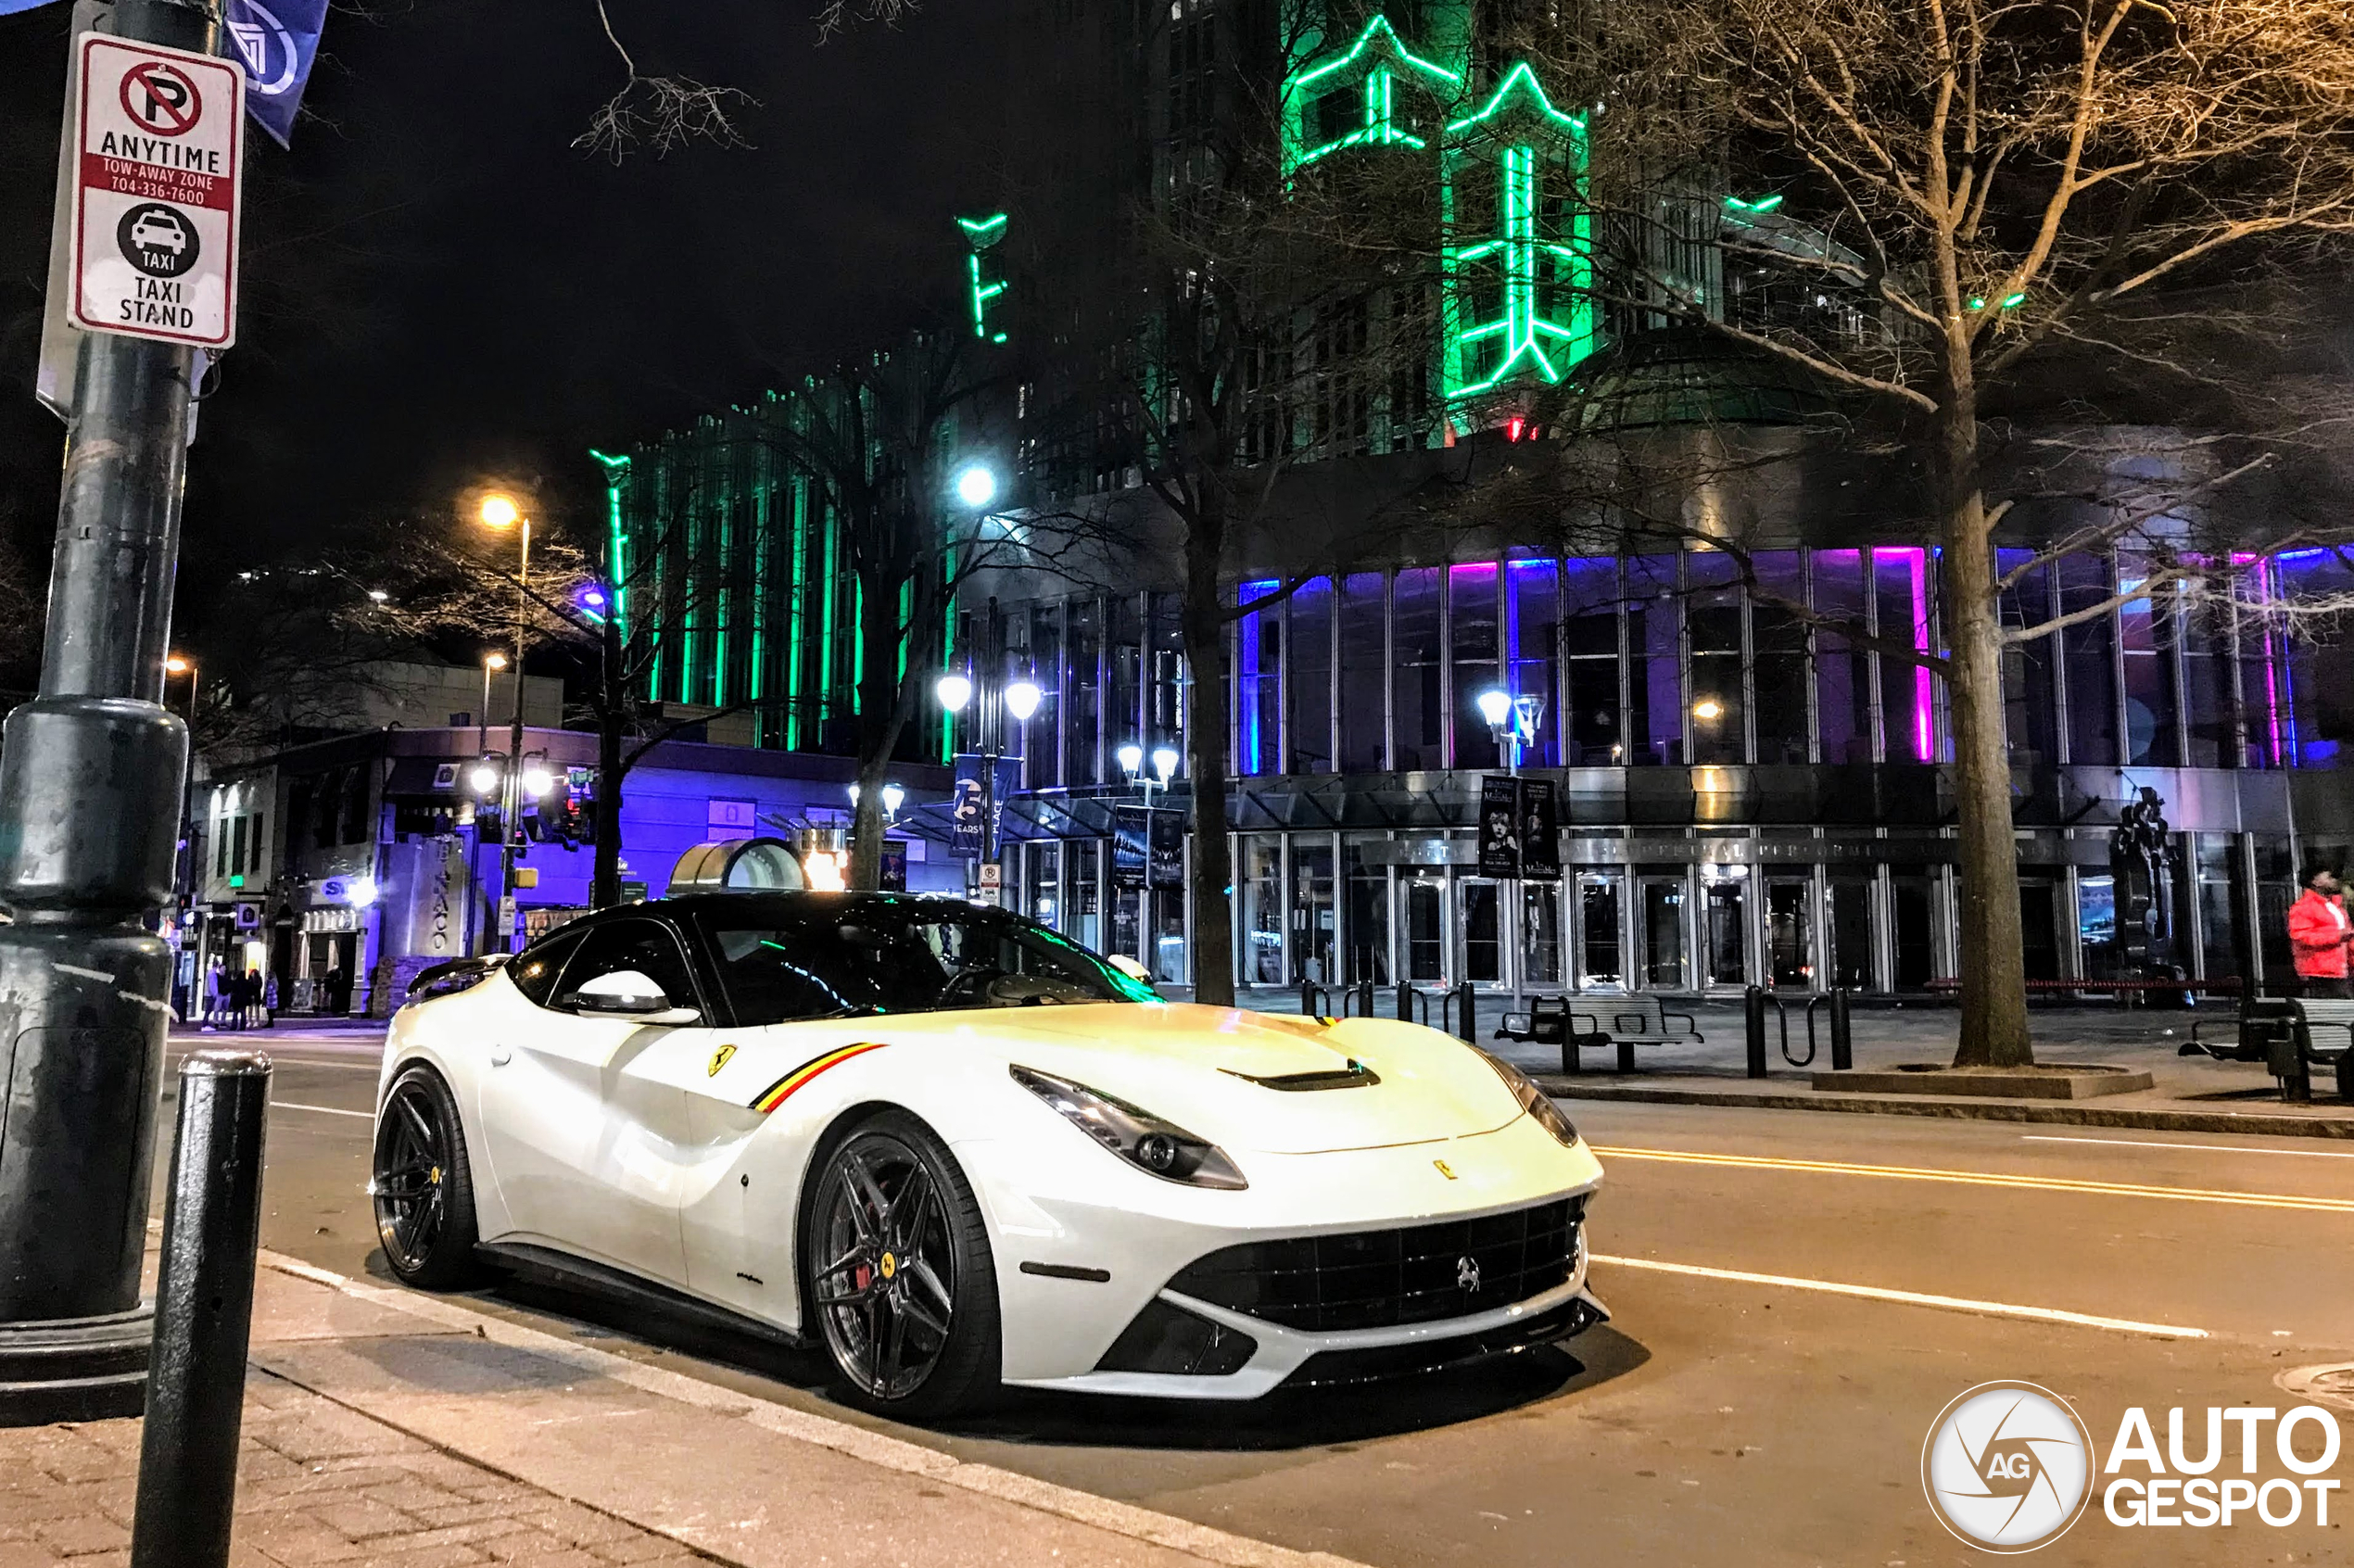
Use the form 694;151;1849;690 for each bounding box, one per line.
1477;687;1547;1011
477;493;531;948
1116;742;1183;976
934;649;1044;899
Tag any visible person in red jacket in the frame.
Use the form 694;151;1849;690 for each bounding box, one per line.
2287;866;2354;997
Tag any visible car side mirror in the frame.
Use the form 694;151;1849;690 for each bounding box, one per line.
563;969;685;1018
1107;954;1157;989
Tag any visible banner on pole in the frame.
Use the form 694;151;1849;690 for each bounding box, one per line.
224;0;328;148
1521;778;1562;880
1476;775;1522;879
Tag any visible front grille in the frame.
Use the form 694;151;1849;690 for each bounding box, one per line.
1168;1196;1584;1334
1283;1294;1606;1388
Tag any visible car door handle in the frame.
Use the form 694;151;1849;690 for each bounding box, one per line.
489;1044;513;1066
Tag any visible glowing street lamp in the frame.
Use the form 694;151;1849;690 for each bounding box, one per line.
1151;745;1180;785
1003;679;1043;723
470;760;500;795
954;463;999;510
1116;741;1145;776
1474;688;1513;728
934;671;975;712
1692;697;1725;722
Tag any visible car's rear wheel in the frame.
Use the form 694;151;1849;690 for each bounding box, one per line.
803;1111;1000;1421
372;1065;482;1288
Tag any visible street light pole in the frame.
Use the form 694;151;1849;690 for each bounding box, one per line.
479;496;529;950
0;0;223;1420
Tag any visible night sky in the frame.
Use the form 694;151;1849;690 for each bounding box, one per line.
0;0;1010;648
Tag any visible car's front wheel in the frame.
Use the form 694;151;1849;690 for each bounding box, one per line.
803;1111;1001;1421
372;1064;483;1288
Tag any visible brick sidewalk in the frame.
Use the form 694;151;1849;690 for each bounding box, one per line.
0;1375;710;1568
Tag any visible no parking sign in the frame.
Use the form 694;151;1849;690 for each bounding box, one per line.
68;33;243;347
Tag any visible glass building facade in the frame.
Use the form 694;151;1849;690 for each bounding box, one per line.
962;542;2331;997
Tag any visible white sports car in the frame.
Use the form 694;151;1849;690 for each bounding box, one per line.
372;891;1607;1419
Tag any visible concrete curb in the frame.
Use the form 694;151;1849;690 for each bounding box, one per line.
251;1249;1374;1568
1537;1078;2354;1140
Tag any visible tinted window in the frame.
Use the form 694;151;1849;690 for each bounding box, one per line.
699;905;1145;1026
555;919;701;1010
509;927;590;1008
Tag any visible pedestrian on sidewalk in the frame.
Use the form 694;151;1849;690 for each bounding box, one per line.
2287;866;2354;997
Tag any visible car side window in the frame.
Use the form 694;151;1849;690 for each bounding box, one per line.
554;919;701;1011
508;927;590;1008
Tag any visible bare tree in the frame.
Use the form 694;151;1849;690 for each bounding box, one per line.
349;489;782;909
1034;6;1446;1005
1515;0;2354;1065
752;335;1031;891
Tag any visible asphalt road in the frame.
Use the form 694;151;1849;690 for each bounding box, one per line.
165;1028;2354;1567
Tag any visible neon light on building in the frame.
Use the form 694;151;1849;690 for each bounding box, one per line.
957;213;1010;344
1278;15;1594;411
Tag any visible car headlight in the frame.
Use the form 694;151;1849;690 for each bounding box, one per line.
1010;1065;1248;1190
1476;1049;1582;1148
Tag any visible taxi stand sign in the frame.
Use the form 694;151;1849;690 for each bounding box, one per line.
68;33;243;348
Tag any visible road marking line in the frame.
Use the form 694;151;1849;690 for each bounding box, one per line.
271;1101;372;1119
1589;1144;2354;1214
1590;1254;2208;1339
2023;1133;2354;1159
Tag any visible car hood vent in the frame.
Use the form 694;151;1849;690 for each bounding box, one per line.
1219;1059;1381;1092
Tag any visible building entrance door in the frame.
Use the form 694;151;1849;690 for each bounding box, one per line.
1639;875;1690;991
1577;872;1626;990
1521;882;1563;991
1766;877;1815;989
1400;872;1448;982
1458;878;1503;985
1701;870;1750;990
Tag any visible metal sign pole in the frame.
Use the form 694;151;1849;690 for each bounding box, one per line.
0;0;227;1423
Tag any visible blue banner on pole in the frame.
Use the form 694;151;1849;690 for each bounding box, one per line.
949;755;986;860
224;0;326;147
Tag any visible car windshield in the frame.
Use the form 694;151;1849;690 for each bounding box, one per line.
700;904;1155;1026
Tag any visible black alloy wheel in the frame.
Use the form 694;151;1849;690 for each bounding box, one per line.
372;1066;482;1288
804;1112;1000;1419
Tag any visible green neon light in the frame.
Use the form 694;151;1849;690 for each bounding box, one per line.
959;214;1010;343
588;449;630;639
1441;61;1594;402
1282;13;1462;173
1724;193;1783;214
1289;14;1459;97
786;476;807;749
1444;60;1586;139
2000;292;2027;308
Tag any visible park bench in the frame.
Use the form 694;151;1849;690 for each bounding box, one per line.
2180;994;2354;1101
1498;993;1704;1075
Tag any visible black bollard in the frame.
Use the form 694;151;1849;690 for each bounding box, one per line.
132;1051;272;1568
1743;987;1768;1079
1356;979;1373;1018
1300;980;1317;1018
1830;987;1854;1071
1456;980;1479;1045
1396;981;1413;1022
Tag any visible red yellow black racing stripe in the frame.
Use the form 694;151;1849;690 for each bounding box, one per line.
748;1042;887;1114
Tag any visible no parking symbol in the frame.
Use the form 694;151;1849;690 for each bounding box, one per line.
68;34;244;348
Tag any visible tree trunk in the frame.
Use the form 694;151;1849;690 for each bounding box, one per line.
848;577;903;891
593;707;624;907
1179;516;1235;1007
1940;374;2034;1068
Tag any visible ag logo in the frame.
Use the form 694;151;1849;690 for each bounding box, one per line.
1922;1382;2094;1552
